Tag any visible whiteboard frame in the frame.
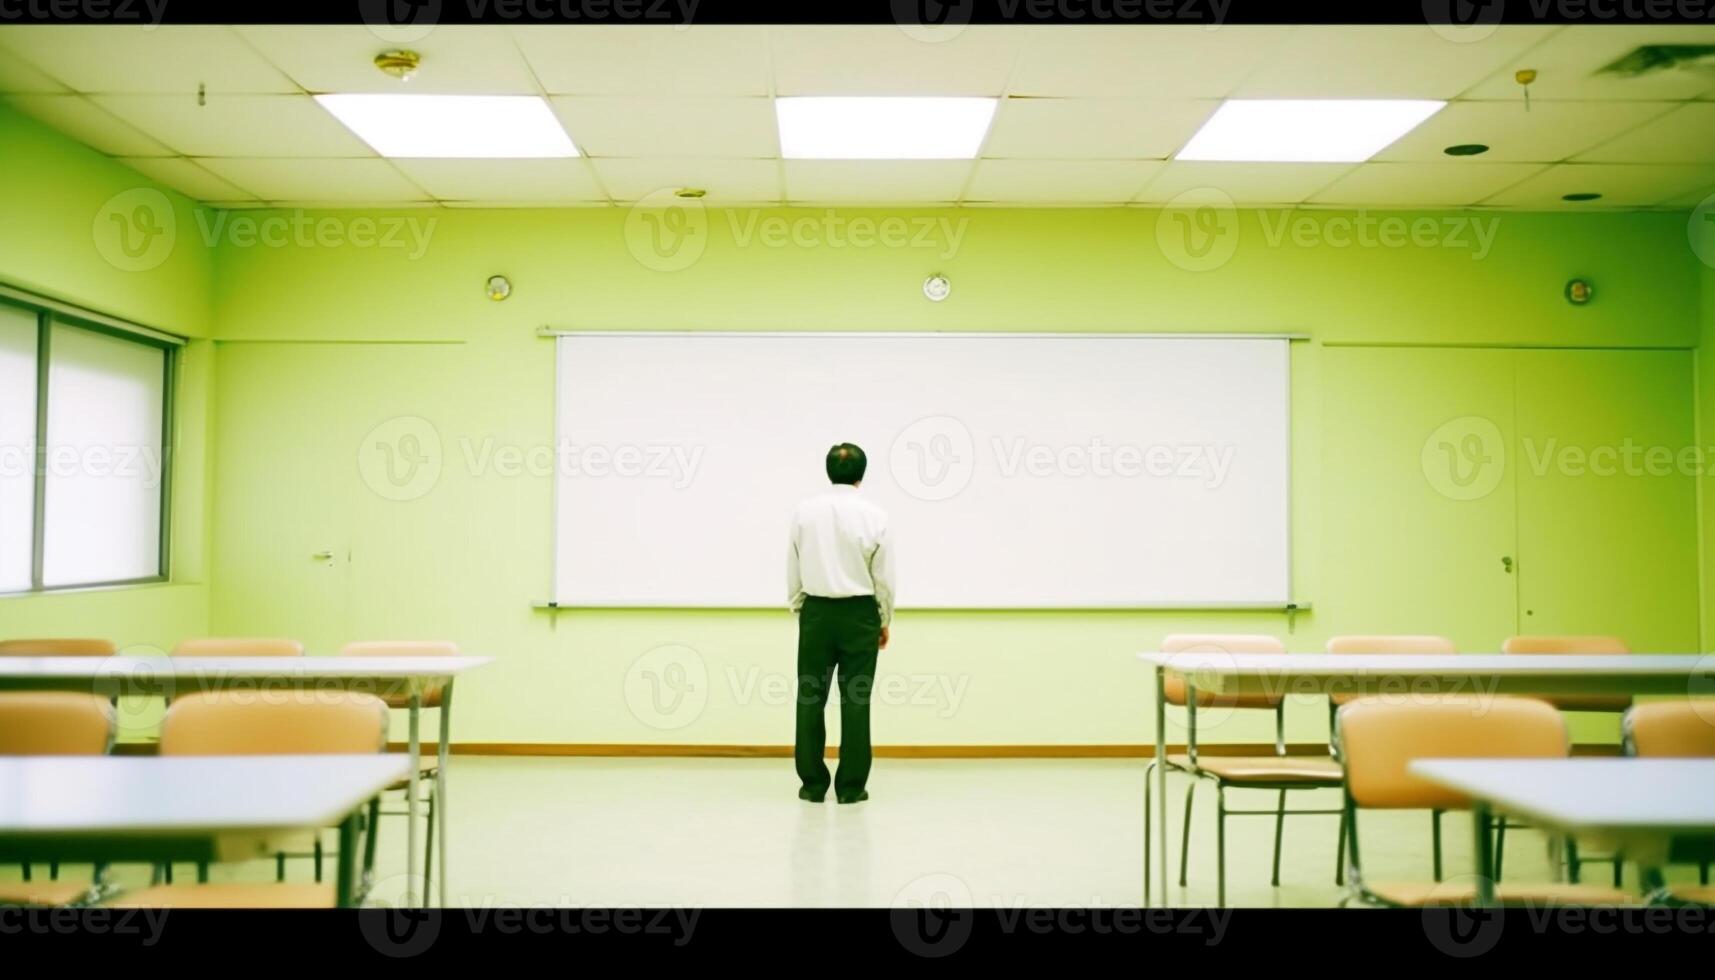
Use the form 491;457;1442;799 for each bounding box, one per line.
544;328;1306;611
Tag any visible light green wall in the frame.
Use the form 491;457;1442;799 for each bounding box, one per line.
206;205;1704;747
0;103;213;656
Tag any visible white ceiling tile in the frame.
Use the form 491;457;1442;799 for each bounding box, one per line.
512;25;771;96
769;26;1019;96
91;94;373;157
1233;25;1556;99
1657;182;1715;209
117;157;256;202
983;98;1219;160
1134;162;1354;205
551;96;777;158
393;158;607;202
233;25;540;95
1309;162;1546;206
1573;103;1715;163
0;46;67;93
965;159;1163;203
1007;25;1293;98
1375;100;1679;163
0;26;299;94
593;159;780;203
1461;25;1715;101
784;161;969;204
4;95;173;156
1479;163;1715;208
197;158;430;203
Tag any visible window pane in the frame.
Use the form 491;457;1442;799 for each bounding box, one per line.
0;304;36;592
42;324;165;587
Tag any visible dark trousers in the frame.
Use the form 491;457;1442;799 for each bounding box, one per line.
794;595;882;799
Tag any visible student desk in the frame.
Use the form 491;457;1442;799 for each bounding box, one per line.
0;655;492;906
1134;651;1713;907
1410;758;1715;906
0;755;410;907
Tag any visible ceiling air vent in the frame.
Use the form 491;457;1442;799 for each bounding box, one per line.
1596;45;1715;78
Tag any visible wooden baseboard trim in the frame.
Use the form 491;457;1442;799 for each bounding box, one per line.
382;741;1625;759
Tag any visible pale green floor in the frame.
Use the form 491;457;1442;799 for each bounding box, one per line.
4;758;1702;907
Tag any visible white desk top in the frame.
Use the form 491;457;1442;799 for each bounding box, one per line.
1136;652;1709;678
1408;759;1715;835
0;755;409;835
0;655;493;680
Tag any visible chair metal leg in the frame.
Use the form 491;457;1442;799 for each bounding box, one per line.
1613;852;1622;888
423;784;437;909
1142;761;1155;905
1432;810;1443;882
1334;807;1347;886
1178;779;1196;888
363;796;381;879
20;863;29;882
1215;784;1227;908
49;861;58;880
1493;820;1507;881
314;837;324;883
1566;839;1582;883
1701;861;1709;886
1270;789;1286;887
275;852;285;882
197;862;208;884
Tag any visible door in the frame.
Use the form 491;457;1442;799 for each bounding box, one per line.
1321;347;1521;647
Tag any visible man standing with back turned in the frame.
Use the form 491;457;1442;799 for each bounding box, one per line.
787;443;895;804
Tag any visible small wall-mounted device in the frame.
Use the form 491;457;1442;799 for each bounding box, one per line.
486;275;513;301
1564;278;1593;306
923;274;951;302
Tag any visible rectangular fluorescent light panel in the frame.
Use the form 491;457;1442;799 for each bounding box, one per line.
314;94;579;158
1176;99;1445;163
776;97;998;159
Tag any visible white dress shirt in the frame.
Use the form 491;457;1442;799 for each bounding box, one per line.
787;484;895;626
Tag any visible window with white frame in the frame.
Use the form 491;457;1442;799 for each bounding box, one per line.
0;292;174;593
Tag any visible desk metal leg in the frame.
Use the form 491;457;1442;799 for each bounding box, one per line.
1152;666;1168;907
407;691;422;907
337;810;361;908
435;681;454;907
1473;802;1496;908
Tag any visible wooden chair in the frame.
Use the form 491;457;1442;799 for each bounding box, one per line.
102;689;389;909
0;692;117;907
1623;700;1715;900
1336;696;1633;907
0;639;117;656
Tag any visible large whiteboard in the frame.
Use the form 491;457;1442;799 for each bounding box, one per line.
552;333;1290;608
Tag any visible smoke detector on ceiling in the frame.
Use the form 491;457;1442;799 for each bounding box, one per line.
1597;45;1715;79
374;50;422;82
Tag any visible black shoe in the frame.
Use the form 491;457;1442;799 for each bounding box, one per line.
798;788;826;803
836;791;869;805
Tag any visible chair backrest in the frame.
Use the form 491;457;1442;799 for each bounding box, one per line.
1501;635;1631;712
0;693;116;754
1338;696;1568;810
0;638;117;656
340;641;458;708
172;638;304;657
1325;635;1456;706
1624;701;1715;757
1159;634;1284;709
160;690;389;755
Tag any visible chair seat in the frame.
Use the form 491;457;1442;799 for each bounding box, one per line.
1668;885;1715;906
0;880;95;907
1365;880;1634;907
1167;753;1343;784
105;883;336;909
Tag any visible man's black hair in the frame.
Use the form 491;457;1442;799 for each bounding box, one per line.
826;443;867;485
